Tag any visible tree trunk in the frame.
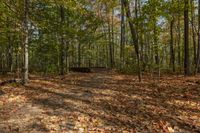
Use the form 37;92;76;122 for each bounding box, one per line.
184;0;190;75
153;24;159;65
196;0;200;73
108;11;113;68
191;0;197;68
170;1;175;72
122;0;141;82
111;9;115;67
6;17;13;73
120;0;125;69
7;35;13;72
65;41;69;74
60;5;65;75
78;43;81;67
22;0;29;84
177;0;181;70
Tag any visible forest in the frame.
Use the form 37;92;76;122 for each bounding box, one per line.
0;0;200;132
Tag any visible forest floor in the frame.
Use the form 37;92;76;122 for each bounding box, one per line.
0;70;200;133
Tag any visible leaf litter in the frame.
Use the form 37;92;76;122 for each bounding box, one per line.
0;72;199;132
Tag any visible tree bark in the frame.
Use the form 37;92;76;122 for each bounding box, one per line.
107;8;113;68
7;35;13;72
120;0;125;69
196;0;200;73
22;0;29;84
177;0;181;70
170;1;175;72
191;0;197;68
122;0;141;82
111;9;115;67
78;43;81;67
184;0;190;75
60;5;65;75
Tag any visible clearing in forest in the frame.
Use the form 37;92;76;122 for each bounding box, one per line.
0;71;200;133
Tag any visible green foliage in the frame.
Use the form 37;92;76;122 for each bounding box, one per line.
0;0;199;75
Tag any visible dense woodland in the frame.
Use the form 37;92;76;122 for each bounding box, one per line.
1;0;200;82
0;0;200;132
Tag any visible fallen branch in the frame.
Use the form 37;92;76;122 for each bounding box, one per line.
69;67;92;73
0;79;21;86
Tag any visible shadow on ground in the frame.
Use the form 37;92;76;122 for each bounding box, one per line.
0;72;200;132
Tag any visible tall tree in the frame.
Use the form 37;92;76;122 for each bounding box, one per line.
190;0;197;67
170;0;175;72
122;0;141;82
60;5;65;75
120;0;125;68
196;0;200;73
177;0;181;69
184;0;190;75
22;0;29;84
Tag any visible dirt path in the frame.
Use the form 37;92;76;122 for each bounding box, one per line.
0;72;200;132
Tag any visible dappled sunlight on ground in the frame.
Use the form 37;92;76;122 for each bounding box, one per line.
0;72;200;132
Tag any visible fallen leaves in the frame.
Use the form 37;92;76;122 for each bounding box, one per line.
0;72;200;132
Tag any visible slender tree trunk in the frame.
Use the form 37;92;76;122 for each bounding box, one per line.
96;45;99;67
7;35;13;72
170;1;175;72
135;0;138;48
138;0;144;70
111;9;115;67
153;24;159;65
88;43;91;67
122;0;141;82
135;0;141;68
6;17;13;72
108;13;113;68
22;0;29;84
196;0;200;73
78;43;81;67
0;49;3;73
184;0;190;75
15;42;20;78
1;53;4;74
120;0;125;69
177;0;181;70
154;23;160;78
191;0;197;69
65;40;69;73
60;5;65;75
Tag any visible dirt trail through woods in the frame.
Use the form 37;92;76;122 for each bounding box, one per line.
0;72;200;132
